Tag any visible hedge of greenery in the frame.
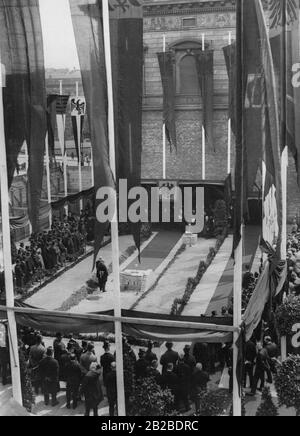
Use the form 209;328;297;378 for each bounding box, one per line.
275;355;300;416
170;228;228;316
275;295;300;337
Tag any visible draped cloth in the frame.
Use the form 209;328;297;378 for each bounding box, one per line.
157;51;177;150
0;0;47;232
243;240;286;342
196;50;214;151
223;43;236;135
0;301;233;343
69;0;114;267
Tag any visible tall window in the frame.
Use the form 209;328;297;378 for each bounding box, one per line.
178;54;200;95
170;40;206;96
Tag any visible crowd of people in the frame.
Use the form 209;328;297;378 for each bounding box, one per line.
1;332;216;416
287;220;300;296
244;335;280;396
9;209;94;295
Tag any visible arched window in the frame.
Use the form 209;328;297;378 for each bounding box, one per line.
178;54;200;95
170;40;210;96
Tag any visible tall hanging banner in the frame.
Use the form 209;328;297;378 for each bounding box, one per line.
70;0;114;266
56;94;69;155
157;51;177;150
71;96;85;161
269;0;300;185
70;0;143;264
0;0;47;233
110;0;144;255
46;94;58;158
223;43;237;135
196;49;215;151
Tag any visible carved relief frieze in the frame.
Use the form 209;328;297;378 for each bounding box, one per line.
144;13;235;31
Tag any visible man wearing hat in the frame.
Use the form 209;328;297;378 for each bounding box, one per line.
96;258;109;293
145;341;157;364
101;342;115;387
183;345;196;371
135;349;148;380
160;342;179;374
39;347;59;407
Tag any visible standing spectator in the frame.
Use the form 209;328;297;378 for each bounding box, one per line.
81;363;103;417
160;342;179;374
39;347;59;407
53;333;66;367
0;345;10;386
106;362;117;417
160;363;179;409
135;349;148;380
243;339;257;389
100;342;114;387
29;335;45;394
264;336;279;374
175;353;191;412
65;354;82;410
146;360;161;384
183;345;196;371
250;342;271;396
144;341;157;365
80;343;97;375
96;259;108;293
191;363;210;414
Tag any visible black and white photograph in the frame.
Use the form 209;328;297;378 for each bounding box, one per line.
0;0;300;420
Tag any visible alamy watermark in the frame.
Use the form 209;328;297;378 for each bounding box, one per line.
96;179;205;234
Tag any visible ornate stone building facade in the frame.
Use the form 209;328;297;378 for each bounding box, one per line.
142;0;236;183
141;0;300;221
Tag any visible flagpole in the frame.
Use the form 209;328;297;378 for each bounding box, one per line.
103;0;126;416
202;33;206;180
280;0;288;360
232;0;243;417
45;133;52;228
163;33;166;180
76;82;83;211
59;80;68;216
24;141;33;234
227;31;232;175
0;62;22;405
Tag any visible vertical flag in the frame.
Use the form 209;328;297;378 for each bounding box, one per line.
0;0;47;232
70;0;113;265
110;0;144;253
70;0;143;264
269;0;300;185
56;94;69;155
46;94;58;158
196;49;215;151
223;43;236;135
157;51;177;150
71;96;85;162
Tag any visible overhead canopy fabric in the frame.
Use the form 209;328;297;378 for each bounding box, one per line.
0;302;233;343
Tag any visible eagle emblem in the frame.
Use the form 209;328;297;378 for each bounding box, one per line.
269;0;299;28
71;97;86;117
109;0;141;13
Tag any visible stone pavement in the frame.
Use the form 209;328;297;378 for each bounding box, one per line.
26;235;136;310
182;236;233;317
134;237;215;314
70;230;184;314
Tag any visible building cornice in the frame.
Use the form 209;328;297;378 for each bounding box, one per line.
143;0;236;16
143;0;268;16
